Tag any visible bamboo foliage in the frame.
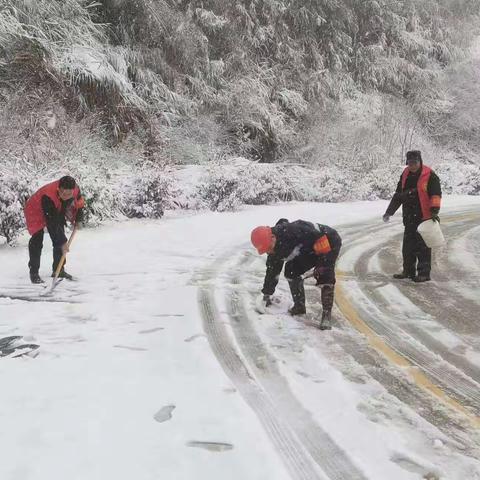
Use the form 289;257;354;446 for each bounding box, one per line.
0;0;478;159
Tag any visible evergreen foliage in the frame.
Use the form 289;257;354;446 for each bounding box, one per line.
1;0;478;159
0;168;32;244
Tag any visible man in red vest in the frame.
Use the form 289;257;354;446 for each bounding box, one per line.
383;150;442;282
24;176;85;284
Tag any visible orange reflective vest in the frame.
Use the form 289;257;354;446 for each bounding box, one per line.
401;165;441;221
24;181;84;235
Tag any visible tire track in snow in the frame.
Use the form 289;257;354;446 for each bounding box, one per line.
326;321;480;456
336;209;480;427
197;254;328;480
226;259;368;480
242;224;480;456
440;221;480;306
0;293;81;304
376;219;480;343
355;239;480;397
198;211;480;479
336;282;480;428
377;214;480;340
358;215;480;387
240;213;480;450
378;240;480;343
197;248;370;480
199;290;328;480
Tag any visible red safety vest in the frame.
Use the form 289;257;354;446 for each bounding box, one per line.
401;165;441;220
24;181;83;235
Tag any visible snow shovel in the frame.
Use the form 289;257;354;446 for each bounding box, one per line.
47;227;78;295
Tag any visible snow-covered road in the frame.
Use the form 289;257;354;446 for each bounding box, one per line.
338;209;480;416
1;198;480;480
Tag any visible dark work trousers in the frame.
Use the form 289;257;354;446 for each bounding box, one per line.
284;235;342;312
28;229;64;274
402;224;431;277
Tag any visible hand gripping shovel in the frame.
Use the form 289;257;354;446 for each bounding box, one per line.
45;227;78;295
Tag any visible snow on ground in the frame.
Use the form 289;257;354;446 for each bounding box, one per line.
1;196;480;480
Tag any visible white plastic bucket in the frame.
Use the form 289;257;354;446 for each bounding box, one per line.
418;219;445;248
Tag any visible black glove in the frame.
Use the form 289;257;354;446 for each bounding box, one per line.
382;213;391;223
263;294;272;307
431;213;440;223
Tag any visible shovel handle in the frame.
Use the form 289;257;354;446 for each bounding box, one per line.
50;227;78;291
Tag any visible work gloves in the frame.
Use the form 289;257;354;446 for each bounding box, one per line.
255;294;273;314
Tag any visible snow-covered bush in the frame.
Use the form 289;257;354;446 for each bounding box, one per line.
122;166;176;219
196;157;427;211
73;171;119;226
0;171;32;244
51;132;127;225
240;164;295;204
435;161;480;195
196;165;244;211
362;164;402;200
197;159;343;211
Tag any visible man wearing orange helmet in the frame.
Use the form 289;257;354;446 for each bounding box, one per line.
251;218;342;330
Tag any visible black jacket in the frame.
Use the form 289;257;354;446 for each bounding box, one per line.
385;167;441;226
262;219;341;295
42;193;84;246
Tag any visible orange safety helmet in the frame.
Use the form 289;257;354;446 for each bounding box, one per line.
251;226;274;254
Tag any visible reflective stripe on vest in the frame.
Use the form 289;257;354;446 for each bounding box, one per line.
313;235;332;255
430;195;441;208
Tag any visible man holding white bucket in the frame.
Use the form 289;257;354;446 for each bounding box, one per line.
382;150;442;283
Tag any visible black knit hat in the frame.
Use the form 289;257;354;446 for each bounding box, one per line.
406;150;422;164
59;176;76;189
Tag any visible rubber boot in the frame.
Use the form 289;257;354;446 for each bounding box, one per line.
413;275;430;283
319;285;335;330
288;277;306;315
393;272;415;280
30;272;45;284
319;310;332;330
